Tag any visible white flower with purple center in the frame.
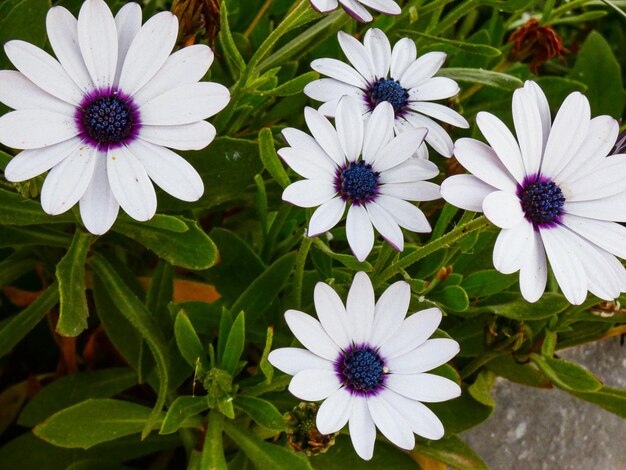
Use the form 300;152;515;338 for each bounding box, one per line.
268;272;461;460
280;95;441;262
309;0;401;23
0;0;229;235
304;29;468;159
441;80;626;305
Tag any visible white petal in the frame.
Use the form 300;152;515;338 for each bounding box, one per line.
539;227;588;305
362;102;394;165
282;127;337;166
284;309;340;361
346;204;375;262
310;58;368;88
408;77;459;101
492;219;534;274
369;280;410;346
476;112;525;184
282;180;336;208
338;0;373;22
139;121;216;151
79;154;119;235
403;112;454;157
304;78;364;102
367;394;415;450
337;31;375;83
129;139;203;202
278;147;336;180
408;102;469;128
106;145;157;221
390;38;416;80
268;347;334;375
379;181;440;202
304;107;346;166
46;6;94;92
564;193;626;223
373;127;427;172
385;373;461;402
359;0;401;15
113;2;142;87
565;155;626;202
382;390;445;440
440;174;495;212
335;95;364;162
561;214;626;259
540;92;590;179
366;202;404;251
379;158;439;184
364;28;391;79
400;52;446;89
316;388;353;434
349;397;376;461
310;0;339;12
346;271;375;344
0;110;78;150
519;229;548;303
314;281;351;350
77;0;118;89
512;85;543;177
379;308;442;358
375;195;431;232
387;338;460;374
308;197;346;237
4;138;82;182
482;190;524;229
289;370;341;401
118;12;178;96
523;80;551;151
133;43;215;106
453;137;518;192
139;82;230;125
0;71;74;115
4;40;83;105
40;145;97;215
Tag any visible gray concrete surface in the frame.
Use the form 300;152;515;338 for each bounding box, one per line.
462;338;626;470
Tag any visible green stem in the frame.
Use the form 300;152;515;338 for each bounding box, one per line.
372;216;490;288
293;236;313;309
599;0;626;20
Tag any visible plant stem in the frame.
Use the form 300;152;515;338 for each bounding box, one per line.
244;0;274;38
293;236;313;309
372;216;490;288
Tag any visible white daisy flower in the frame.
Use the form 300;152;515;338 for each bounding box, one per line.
281;95;441;262
309;0;401;23
0;0;229;235
441;80;626;305
304;29;468;159
269;272;461;460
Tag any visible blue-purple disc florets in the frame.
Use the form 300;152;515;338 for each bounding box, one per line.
518;175;565;228
336;345;386;395
336;161;379;205
368;78;409;114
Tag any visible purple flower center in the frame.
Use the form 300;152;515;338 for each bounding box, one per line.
337;346;385;394
336;161;379;205
368;78;409;114
518;175;565;227
77;90;139;150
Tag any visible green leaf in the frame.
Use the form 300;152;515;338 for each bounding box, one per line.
0;284;59;358
234;395;286;431
223;421;313;470
486;355;551;388
312;238;373;272
33;399;159;449
568;31;625;118
428;391;493;434
256;71;319;96
312;435;416;469
146;259;174;330
471;292;569;320
461;269;517;298
258;128;290;188
0;225;72;247
432;285;469;312
0;253;37;289
115;217;218;270
413;436;488;470
400;30;501;56
0;0;51;69
571;386;626;419
541;330;557;356
174;309;210;372
0;189;74;226
259;327;275;382
200;410;227;470
438;68;523;91
160;396;209;435
218;1;245;72
18;368;137;427
55;231;93;336
90;255;169;439
530;354;602;392
468;370;496;407
221;311;245;374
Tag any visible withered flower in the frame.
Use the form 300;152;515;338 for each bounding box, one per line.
171;0;220;47
284;402;337;456
508;18;569;74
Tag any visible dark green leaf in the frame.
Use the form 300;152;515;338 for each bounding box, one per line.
461;269;517;298
218;1;245;72
432;285;469;312
312;435;416;469
259;128;290;188
146;259;174;330
486;355;551;388
471;292;569;320
221;311;245;374
531;354;602;392
572;386;626;419
428;391;493;434
174;309;210;372
160;396;209;435
0;189;74;226
0;0;51;69
234;395;285;431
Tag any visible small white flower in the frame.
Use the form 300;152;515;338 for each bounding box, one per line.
0;0;230;234
309;0;401;23
304;29;468;159
269;272;461;460
441;80;626;305
281;95;441;262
